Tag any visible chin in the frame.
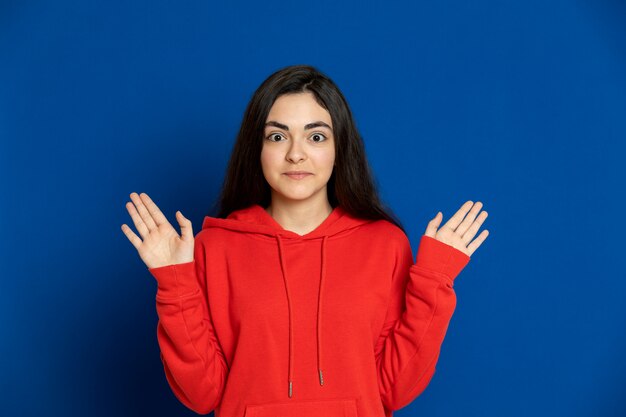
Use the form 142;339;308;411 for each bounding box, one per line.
271;186;327;203
277;192;317;202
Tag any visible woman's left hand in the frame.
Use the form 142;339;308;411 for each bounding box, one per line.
424;200;489;257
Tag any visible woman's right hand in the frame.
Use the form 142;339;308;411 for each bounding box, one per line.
121;192;194;269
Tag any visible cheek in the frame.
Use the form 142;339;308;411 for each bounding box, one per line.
320;149;336;170
260;147;283;181
260;147;273;171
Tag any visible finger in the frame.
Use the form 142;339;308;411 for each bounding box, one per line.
121;223;143;250
424;211;442;238
177;211;194;241
139;192;169;227
456;201;484;236
443;200;474;232
125;200;150;240
130;192;157;232
461;210;488;244
466;229;489;256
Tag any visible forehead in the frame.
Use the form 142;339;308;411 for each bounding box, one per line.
266;92;332;125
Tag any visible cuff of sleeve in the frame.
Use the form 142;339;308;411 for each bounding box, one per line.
148;260;199;298
414;235;471;281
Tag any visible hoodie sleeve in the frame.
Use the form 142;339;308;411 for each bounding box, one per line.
375;233;470;411
148;232;229;415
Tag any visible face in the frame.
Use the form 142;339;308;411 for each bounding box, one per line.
261;92;336;207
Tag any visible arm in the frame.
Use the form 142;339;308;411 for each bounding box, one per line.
148;232;229;415
375;234;470;411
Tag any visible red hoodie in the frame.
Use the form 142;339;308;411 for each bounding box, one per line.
148;203;470;417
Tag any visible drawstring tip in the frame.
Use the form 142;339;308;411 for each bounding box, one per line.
319;369;324;386
288;381;293;398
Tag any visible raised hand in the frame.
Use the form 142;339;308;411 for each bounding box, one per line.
121;192;194;269
424;200;489;257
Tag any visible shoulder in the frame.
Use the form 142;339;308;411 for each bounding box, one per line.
363;218;412;252
193;227;228;250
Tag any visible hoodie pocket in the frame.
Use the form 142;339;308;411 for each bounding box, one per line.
243;397;358;417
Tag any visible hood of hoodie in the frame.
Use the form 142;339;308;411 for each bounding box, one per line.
200;204;375;398
201;203;372;240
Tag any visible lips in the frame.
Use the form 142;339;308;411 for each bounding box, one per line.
284;172;312;179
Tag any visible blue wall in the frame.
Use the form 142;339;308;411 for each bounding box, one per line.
1;1;624;416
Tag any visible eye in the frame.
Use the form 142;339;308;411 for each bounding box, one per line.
266;133;285;142
310;133;327;143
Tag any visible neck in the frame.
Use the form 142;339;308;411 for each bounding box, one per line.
265;197;333;236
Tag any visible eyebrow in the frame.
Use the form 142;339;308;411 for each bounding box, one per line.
265;120;333;131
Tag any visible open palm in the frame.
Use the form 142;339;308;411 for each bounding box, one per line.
121;192;194;269
424;200;489;257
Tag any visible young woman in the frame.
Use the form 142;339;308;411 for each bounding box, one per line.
121;65;489;417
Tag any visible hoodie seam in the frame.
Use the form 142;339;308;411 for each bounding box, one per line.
227;230;364;243
169;264;216;390
411;265;454;287
380;279;443;399
377;247;401;336
179;295;225;405
202;218;369;243
177;303;208;372
171;302;221;408
405;344;440;399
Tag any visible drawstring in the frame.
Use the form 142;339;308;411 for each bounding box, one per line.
317;235;328;387
275;235;294;398
275;234;328;398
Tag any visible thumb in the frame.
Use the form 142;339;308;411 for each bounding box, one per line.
424;211;442;238
176;211;193;241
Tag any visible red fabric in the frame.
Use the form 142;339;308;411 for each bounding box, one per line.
148;204;470;416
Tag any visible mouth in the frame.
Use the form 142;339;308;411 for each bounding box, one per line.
284;172;313;179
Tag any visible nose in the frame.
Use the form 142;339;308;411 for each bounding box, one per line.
285;136;306;164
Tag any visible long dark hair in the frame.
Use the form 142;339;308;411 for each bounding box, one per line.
209;64;406;234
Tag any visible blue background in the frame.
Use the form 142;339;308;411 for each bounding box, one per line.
1;1;625;416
